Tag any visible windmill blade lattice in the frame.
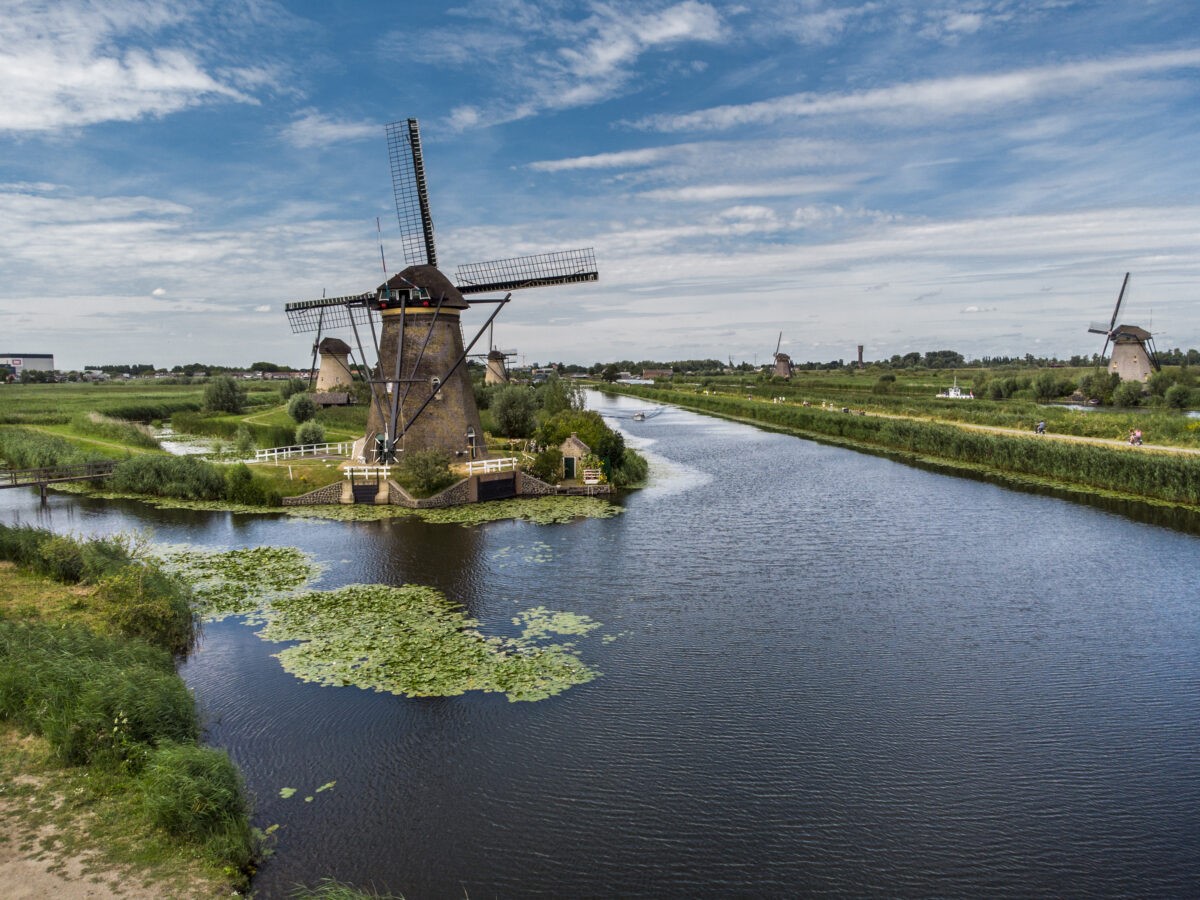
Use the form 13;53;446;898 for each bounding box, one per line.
386;118;437;268
285;294;378;333
455;248;598;295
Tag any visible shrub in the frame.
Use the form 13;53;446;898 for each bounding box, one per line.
397;449;456;496
41;534;87;583
93;565;196;653
110;455;227;500
287;393;317;423
1112;380;1144;407
1165;383;1191;410
528;448;562;483
224;463;281;507
203;376;247;414
139;743;253;868
295;420;326;445
611;448;649;487
234;424;256;458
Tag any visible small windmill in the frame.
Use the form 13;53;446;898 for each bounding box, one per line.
475;321;518;385
1087;272;1159;382
285;118;598;463
311;338;355;392
772;332;793;379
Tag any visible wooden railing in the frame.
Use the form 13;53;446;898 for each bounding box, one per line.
0;460;118;489
255;442;351;462
465;457;518;475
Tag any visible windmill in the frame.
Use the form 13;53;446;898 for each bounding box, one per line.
285;118;598;463
1087;273;1159;382
312;337;355;392
772;332;793;379
475;321;518;385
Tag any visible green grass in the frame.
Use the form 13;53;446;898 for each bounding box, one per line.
0;542;253;893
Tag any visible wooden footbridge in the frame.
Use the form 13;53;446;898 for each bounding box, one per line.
0;461;118;500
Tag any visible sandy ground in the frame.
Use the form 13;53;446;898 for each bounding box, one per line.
0;823;168;899
0;772;214;899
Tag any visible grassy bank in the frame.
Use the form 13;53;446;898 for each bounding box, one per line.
0;526;254;895
602;384;1200;511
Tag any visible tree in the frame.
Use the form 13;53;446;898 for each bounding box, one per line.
295;420;325;444
539;373;583;416
601;364;620;383
203;375;246;414
287;393;317;423
492;385;537;437
1033;372;1059;402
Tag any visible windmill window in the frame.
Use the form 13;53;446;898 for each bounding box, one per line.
431;376;443;400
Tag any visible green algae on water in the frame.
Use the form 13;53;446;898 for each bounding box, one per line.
283;495;623;526
154;545;322;621
257;584;601;702
513;606;602;641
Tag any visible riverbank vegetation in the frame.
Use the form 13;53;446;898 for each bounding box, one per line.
603;381;1200;510
0;526;254;894
1;375;646;515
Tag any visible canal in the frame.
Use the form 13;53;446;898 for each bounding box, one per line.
3;392;1198;897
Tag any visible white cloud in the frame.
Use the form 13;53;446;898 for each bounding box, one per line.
152;287;166;297
638;176;857;202
282;110;378;149
0;0;265;133
420;1;728;129
633;48;1200;131
254;304;271;312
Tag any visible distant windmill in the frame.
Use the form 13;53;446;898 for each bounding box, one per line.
285;118;598;462
475;321;518;385
772;332;793;379
1087;273;1159;382
312;337;355;392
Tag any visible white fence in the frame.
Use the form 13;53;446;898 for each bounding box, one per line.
255;442;351;462
465;457;518;475
344;466;392;481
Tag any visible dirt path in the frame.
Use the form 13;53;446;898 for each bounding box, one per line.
867;410;1200;455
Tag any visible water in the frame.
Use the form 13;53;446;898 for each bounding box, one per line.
4;395;1198;897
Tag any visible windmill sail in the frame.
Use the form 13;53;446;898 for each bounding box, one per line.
455;247;598;295
386;118;437;268
285;294;377;333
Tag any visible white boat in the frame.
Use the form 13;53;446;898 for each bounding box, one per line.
936;378;974;399
632;412;646;421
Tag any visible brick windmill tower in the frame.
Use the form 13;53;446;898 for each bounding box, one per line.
285;118;598;463
1088;273;1160;382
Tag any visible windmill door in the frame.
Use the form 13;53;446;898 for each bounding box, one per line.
563;457;576;480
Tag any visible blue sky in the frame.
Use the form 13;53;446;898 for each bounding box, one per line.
2;0;1198;370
